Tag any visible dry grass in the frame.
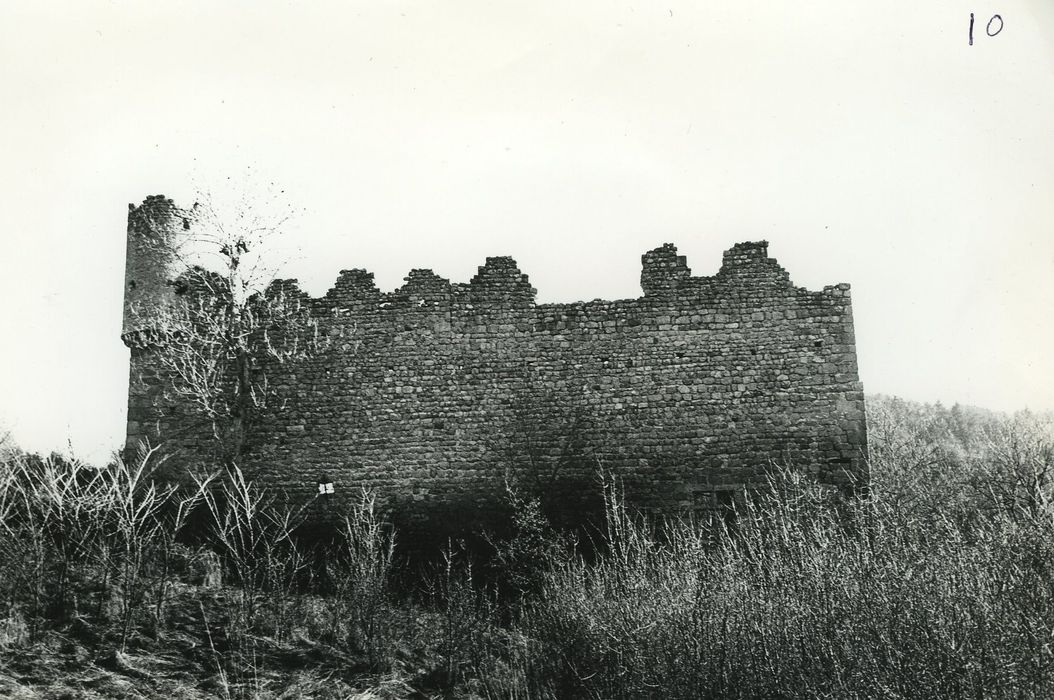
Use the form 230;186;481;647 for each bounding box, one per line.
0;397;1052;698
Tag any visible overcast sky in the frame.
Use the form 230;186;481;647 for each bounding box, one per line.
1;1;1052;463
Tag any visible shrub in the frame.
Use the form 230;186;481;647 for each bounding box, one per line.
320;489;395;663
488;487;569;605
196;464;308;639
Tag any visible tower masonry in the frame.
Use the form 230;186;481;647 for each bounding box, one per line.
122;195;190;339
122;195;195;452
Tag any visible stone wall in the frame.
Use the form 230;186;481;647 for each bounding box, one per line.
123;199;868;527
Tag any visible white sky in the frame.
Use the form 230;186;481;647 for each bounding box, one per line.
1;1;1052;463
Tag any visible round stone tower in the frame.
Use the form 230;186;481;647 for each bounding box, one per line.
122;195;189;343
122;195;193;457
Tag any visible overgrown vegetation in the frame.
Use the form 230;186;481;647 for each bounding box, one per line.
126;192;332;467
1;395;1053;698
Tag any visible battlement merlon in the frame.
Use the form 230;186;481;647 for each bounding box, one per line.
717;240;792;286
468;257;537;308
641;241;847;299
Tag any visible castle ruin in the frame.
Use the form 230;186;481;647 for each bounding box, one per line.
122;196;868;526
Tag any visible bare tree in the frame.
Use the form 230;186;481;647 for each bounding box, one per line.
981;411;1054;519
498;366;596;498
126;190;331;467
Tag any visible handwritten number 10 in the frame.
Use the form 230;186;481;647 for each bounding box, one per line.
970;13;1003;45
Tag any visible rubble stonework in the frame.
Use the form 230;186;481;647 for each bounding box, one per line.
123;198;868;522
122;195;187;338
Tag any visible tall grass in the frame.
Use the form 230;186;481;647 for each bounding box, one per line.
1;399;1052;699
319;488;395;662
0;445;208;647
500;405;1054;699
196;464;310;639
510;472;1054;698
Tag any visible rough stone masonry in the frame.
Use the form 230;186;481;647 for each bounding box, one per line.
122;196;868;525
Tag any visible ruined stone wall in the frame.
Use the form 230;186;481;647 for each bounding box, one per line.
123;200;868;526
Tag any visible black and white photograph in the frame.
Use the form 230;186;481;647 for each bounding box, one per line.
0;2;1052;697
